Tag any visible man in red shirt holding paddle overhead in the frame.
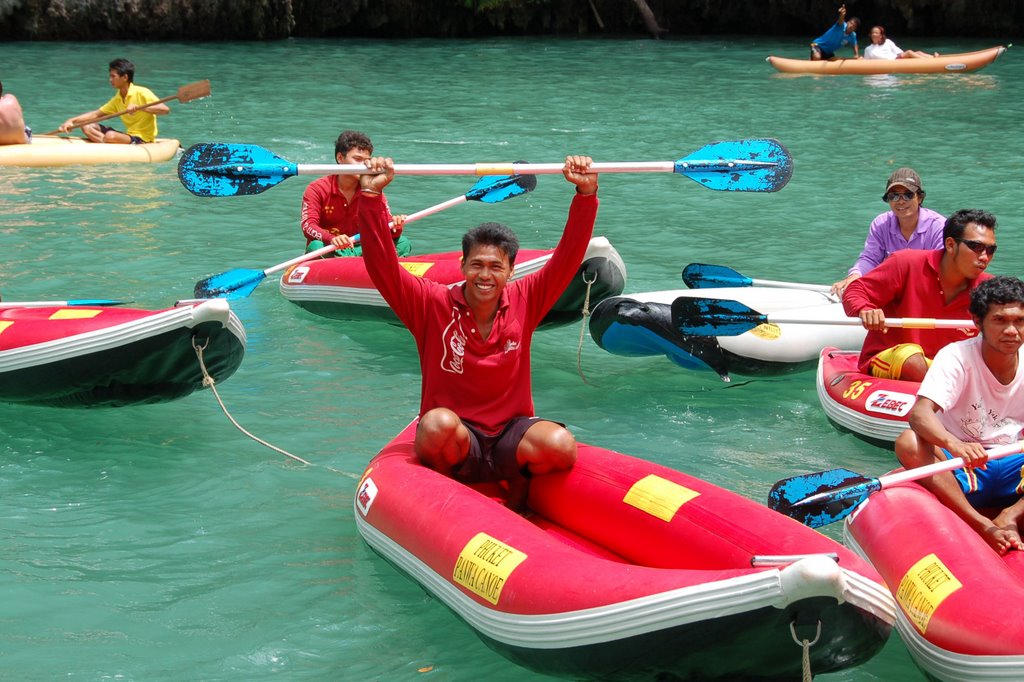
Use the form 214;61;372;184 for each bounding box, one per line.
843;208;997;381
359;154;598;507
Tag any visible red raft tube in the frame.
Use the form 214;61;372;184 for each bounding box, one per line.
846;480;1024;681
817;347;919;446
355;421;895;680
279;236;627;329
0;299;245;407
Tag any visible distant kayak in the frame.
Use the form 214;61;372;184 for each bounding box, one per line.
767;46;1006;75
0;135;180;167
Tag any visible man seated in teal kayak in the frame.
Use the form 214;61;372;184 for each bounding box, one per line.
895;276;1024;555
810;4;860;60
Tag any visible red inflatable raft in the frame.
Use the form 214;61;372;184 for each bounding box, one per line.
0;299;245;407
355;421;895;680
817;347;917;446
845;480;1024;680
279;236;627;328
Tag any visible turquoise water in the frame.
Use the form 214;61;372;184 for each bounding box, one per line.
1;38;1020;679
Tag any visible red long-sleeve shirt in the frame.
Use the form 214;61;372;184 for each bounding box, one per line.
300;175;401;246
360;191;598;434
842;249;989;373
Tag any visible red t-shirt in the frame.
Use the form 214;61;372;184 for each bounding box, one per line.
360;191;598;434
842;249;991;373
300;175;400;246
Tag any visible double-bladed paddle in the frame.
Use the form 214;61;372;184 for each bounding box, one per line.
42;80;211;136
768;440;1024;528
192;172;537;299
0;299;129;308
681;263;832;293
672;297;976;337
176;138;794;198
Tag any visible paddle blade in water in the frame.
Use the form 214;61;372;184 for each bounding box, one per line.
464;167;538;204
671;297;763;336
178;143;297;197
675;139;793;192
768;468;880;528
194;268;265;299
681;263;752;289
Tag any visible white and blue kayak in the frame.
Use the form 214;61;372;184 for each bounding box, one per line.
590;286;865;381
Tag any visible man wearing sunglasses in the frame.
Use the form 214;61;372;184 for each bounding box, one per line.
843;208;997;381
831;167;945;296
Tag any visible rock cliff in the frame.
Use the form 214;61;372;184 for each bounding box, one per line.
0;0;1017;41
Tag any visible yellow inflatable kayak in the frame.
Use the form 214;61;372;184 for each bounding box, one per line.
767;45;1006;75
0;135;180;167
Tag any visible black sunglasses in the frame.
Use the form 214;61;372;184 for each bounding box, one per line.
882;191;917;202
956;238;997;256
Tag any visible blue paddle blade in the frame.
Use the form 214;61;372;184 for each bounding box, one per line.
194;268;266;299
682;263;753;289
671;297;765;336
465;169;538;204
674;139;793;192
768;468;881;528
178;143;297;197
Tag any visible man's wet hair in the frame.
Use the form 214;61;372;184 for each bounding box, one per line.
944;208;997;241
463;222;519;265
335;130;373;157
970;276;1024;320
109;58;135;83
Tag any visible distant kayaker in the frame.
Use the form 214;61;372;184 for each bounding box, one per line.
0;81;30;145
842;208;996;381
360;154;599;508
57;58;169;144
300;130;408;257
831;167;945;296
810;4;860;61
863;25;937;60
895;276;1024;554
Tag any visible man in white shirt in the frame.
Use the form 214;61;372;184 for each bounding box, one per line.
896;276;1024;554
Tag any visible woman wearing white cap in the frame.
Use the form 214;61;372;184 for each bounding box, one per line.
831;167;946;296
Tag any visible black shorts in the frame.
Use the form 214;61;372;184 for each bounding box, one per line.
445;416;549;483
98;124;145;145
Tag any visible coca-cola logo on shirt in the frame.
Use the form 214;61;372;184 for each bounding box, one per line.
440;308;468;375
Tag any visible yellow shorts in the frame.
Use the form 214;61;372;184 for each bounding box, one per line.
868;343;931;379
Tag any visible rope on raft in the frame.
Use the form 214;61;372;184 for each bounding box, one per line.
790;620;821;682
192;336;360;479
575;269;598;385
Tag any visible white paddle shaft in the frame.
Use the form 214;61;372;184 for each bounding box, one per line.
263;194;469;277
880;440;1024;488
767;315;976;329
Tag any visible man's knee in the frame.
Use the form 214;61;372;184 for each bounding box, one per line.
521;424;577;475
546;427;577;470
415;409;467;472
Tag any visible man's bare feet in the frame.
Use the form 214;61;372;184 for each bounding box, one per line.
982;520;1023;554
